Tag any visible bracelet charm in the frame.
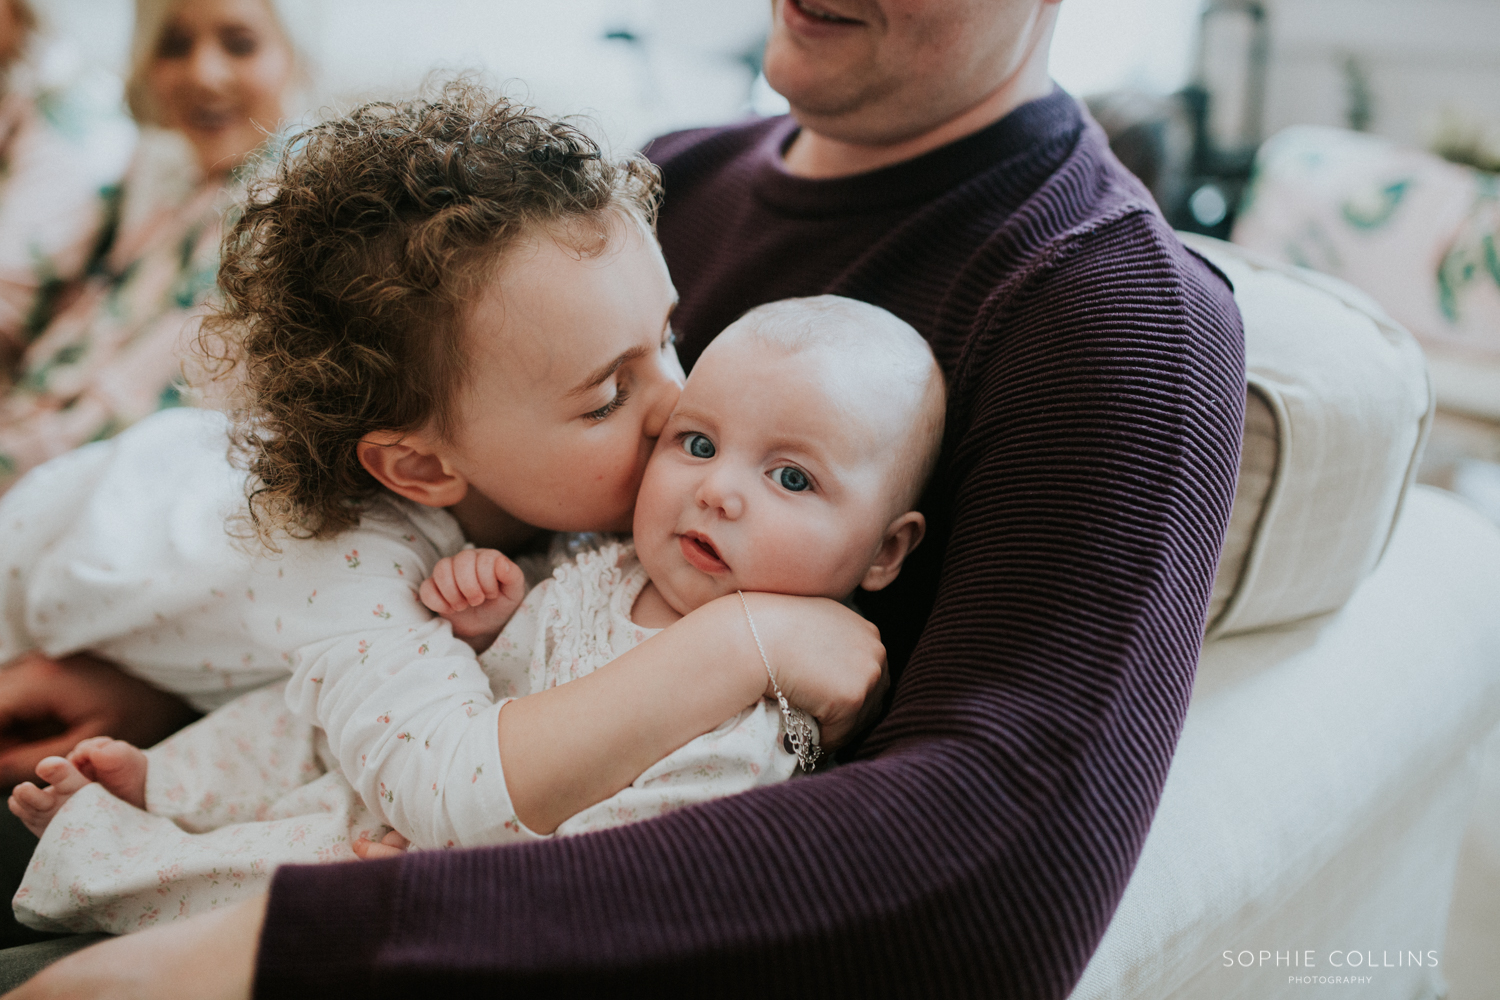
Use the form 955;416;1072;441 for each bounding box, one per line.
737;591;822;773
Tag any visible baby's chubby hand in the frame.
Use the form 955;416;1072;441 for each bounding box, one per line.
419;548;527;652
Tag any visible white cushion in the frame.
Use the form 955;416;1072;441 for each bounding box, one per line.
1185;234;1433;637
1071;487;1500;1000
1204;385;1275;628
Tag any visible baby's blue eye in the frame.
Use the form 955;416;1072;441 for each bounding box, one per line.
684;433;715;459
774;467;810;492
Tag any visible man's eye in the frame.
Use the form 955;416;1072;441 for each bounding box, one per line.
683;433;715;459
773;467;810;492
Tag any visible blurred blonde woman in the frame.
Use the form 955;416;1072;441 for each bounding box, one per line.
0;0;136;379
0;0;309;494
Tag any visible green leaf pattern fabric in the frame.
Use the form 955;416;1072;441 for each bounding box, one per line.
1234;125;1500;360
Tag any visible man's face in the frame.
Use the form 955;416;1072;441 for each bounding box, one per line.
763;0;1050;145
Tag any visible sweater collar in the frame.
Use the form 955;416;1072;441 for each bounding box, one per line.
749;86;1083;217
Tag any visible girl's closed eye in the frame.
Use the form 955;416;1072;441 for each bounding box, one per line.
771;466;812;492
584;384;631;422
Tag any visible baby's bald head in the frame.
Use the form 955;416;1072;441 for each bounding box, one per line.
703;295;946;516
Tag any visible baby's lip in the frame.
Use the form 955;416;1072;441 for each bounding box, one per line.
678;531;730;574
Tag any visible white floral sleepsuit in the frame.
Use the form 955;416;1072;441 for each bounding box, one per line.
3;408;798;934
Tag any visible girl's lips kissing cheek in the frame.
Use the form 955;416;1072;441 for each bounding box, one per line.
678;532;730;574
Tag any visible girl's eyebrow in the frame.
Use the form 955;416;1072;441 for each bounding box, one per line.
566;303;678;398
569;346;648;398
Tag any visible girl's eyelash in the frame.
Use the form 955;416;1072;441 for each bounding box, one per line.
585;385;631;422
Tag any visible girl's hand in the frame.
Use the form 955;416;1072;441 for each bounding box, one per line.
419;548;528;652
727;593;889;750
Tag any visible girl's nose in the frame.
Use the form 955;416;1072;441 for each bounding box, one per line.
642;361;683;441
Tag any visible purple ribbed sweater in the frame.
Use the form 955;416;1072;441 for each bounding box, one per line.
255;90;1244;998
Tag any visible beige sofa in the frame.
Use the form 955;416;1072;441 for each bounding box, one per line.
1068;236;1500;1000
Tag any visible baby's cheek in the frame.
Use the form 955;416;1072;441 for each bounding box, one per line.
753;518;865;596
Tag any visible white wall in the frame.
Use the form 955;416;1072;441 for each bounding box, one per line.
29;0;1500;157
1262;0;1500;152
1051;0;1202;97
31;0;768;151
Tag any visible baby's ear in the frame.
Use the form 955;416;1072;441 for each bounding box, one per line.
860;511;926;592
357;430;469;509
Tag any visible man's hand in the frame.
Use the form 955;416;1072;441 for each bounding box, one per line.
0;652;198;791
3;893;264;999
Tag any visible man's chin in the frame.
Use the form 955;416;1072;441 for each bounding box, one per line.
764;45;872;115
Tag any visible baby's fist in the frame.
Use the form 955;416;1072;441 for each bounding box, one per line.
419;548;527;650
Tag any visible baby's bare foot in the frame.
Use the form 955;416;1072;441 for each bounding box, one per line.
7;757;92;838
69;736;148;809
4;737;150;838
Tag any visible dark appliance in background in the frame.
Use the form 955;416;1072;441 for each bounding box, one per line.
1087;0;1269;238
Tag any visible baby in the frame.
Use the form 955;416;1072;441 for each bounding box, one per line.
10;294;945;927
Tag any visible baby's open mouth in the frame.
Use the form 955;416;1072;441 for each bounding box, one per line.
679;532;730;573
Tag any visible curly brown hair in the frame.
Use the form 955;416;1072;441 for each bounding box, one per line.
199;81;662;547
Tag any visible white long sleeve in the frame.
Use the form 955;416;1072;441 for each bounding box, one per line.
0;407;478;714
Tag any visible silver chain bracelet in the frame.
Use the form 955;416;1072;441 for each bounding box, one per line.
737;591;822;773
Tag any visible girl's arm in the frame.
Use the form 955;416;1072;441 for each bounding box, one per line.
289;567;883;846
498;592;885;834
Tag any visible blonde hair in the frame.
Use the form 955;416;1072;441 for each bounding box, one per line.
124;0;313;126
1;0;37;70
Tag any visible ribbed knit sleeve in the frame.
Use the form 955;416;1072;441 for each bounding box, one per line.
254;96;1244;999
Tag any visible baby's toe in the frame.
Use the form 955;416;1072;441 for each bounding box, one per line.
35;756;90;794
69;736;114;756
9;781;52;813
90;739;145;773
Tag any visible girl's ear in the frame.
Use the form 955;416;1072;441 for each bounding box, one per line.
860;511;927;592
357;431;469;509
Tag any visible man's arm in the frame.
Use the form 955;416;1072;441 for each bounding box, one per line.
249;217;1244;998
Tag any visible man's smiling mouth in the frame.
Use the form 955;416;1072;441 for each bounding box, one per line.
789;0;863;25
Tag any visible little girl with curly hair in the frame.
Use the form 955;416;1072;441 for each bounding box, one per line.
0;84;886;933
